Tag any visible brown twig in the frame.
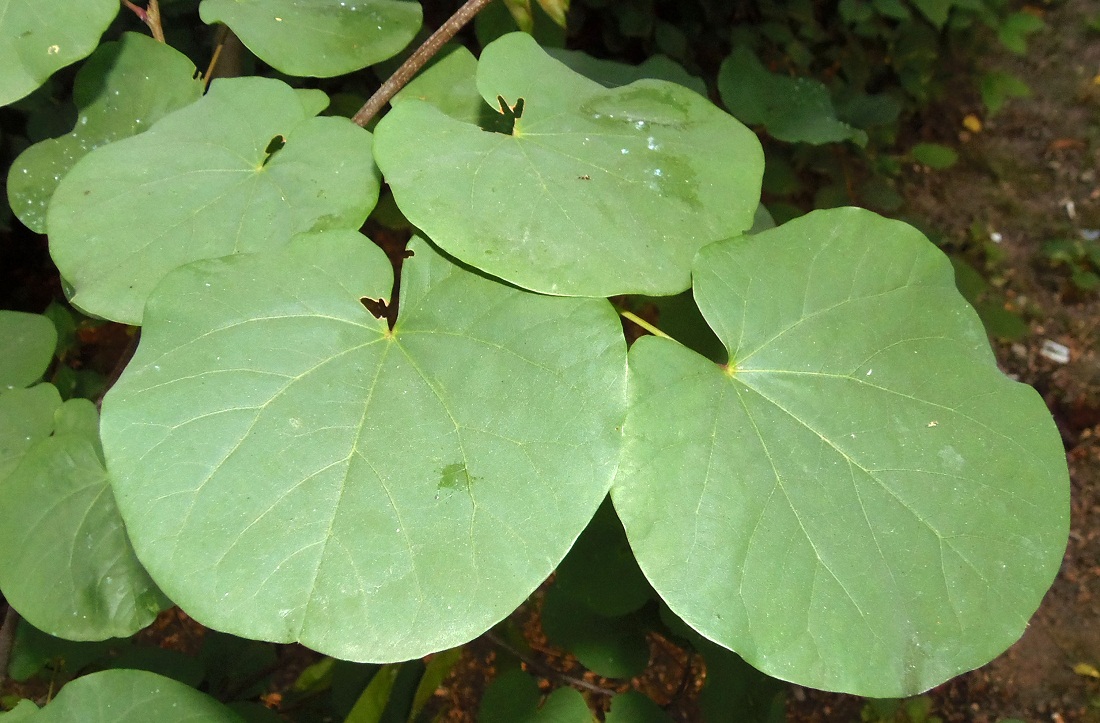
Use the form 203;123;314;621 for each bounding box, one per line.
0;605;19;685
203;25;236;89
122;0;165;43
483;631;621;697
351;0;495;128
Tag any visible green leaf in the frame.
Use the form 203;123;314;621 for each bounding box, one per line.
198;0;422;77
980;72;1030;116
345;664;401;723
479;671;593;722
717;47;867;146
0;385;61;483
553;496;652;618
374;32;763;298
330;662;382;718
478;670;539;723
475;1;565;49
0;311;56;391
911;0;951;28
0;700;38;720
100;232;627;661
613;207;1069;695
292;657;335;693
949;258;988;303
910;143;958;169
0;0;118;106
536;688;594;721
0;399;167;640
29;669;243;722
8;33;203;233
410;647;463;720
504;0;535;33
392;46;486;126
605;691;672;723
839;0;874;25
750;204;777;234
541;587;650;679
376;658;423;723
536;0;569;28
696;639;786;723
973;301;1028;341
997;12;1045;55
872;0;911;21
48;77;379;325
7;621;121;682
545;49;707;96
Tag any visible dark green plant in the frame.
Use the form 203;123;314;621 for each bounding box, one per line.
0;0;1068;720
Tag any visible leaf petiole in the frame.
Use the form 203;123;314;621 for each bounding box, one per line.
617;309;673;340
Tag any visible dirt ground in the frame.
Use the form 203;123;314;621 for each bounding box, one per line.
793;0;1100;720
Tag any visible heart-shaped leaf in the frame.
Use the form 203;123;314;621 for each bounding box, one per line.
374;32;763;298
48;77;378;325
0;0;118;106
101;231;627;661
0;399;167;640
613;207;1068;695
8;33;203;233
27;669;243;722
199;0;422;77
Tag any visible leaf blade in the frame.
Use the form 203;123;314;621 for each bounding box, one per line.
614;207;1068;695
199;0;422;77
375;32;763;298
101;232;628;661
47;77;379;324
